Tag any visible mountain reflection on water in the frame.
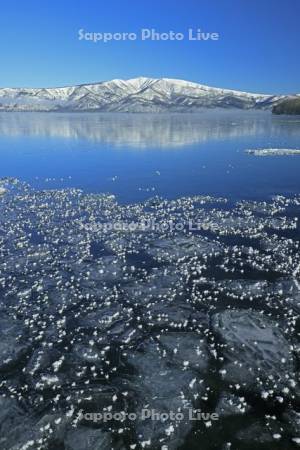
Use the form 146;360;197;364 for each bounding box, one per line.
1;110;299;148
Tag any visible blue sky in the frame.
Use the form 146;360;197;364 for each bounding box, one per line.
0;0;299;93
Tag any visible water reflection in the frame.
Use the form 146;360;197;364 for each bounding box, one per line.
0;111;299;148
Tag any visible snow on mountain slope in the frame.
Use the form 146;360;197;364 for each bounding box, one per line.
0;77;290;112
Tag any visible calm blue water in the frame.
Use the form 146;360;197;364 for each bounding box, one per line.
0;111;300;202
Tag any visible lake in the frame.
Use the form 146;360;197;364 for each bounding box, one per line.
0;111;300;450
0;111;300;202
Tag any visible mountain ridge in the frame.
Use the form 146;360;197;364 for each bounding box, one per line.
0;77;296;112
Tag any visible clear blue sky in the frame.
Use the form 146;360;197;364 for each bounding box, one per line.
0;0;299;94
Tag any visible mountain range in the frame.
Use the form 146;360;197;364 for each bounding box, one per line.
0;77;297;112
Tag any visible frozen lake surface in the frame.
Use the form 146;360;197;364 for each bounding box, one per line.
0;111;300;450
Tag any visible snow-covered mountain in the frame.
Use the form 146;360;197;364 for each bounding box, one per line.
0;77;291;112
